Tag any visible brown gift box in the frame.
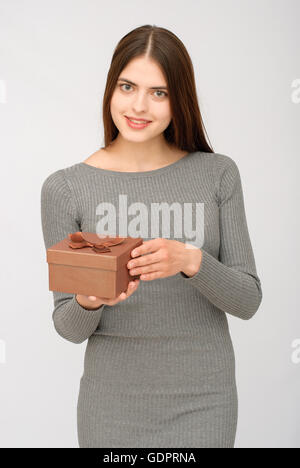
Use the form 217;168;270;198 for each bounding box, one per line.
46;232;143;299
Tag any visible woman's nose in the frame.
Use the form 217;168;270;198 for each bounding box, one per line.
132;93;148;111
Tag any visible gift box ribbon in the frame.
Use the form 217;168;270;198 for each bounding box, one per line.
68;232;125;253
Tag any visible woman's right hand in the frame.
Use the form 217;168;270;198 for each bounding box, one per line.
76;279;140;310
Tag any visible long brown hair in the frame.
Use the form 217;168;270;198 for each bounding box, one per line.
102;25;214;153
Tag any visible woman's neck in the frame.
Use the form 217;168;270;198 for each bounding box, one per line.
102;141;187;172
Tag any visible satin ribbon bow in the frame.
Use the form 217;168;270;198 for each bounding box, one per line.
68;232;125;253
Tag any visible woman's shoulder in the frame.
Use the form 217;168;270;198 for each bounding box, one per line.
41;167;65;192
214;152;238;169
40;167;71;207
41;153;93;189
192;151;239;178
193;152;241;202
41;148;111;199
41;161;84;200
197;151;237;168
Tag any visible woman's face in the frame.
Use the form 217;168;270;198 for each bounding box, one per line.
110;56;171;143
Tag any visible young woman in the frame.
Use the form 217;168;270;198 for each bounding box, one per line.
41;24;263;448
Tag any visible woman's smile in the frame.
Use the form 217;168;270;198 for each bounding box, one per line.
125;115;152;129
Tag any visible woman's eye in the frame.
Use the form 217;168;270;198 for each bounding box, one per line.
120;84;132;92
154;90;168;98
119;84;168;98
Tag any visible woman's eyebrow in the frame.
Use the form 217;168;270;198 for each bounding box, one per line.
117;77;168;90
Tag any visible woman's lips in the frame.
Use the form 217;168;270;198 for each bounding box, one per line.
125;116;152;129
125;115;152;122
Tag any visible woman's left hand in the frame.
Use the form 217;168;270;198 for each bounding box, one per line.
127;238;202;281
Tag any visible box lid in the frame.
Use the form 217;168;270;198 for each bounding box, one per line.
46;235;143;270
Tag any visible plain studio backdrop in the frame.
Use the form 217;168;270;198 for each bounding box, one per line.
0;0;299;448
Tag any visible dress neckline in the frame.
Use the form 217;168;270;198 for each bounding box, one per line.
77;151;197;178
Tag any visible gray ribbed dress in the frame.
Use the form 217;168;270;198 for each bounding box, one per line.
40;151;263;448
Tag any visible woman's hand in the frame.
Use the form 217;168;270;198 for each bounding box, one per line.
76;279;140;310
127;238;202;281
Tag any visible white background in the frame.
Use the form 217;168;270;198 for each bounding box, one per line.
0;0;299;448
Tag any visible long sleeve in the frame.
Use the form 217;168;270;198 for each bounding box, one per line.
41;169;105;344
180;159;262;320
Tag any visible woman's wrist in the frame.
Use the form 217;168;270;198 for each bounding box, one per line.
180;246;202;278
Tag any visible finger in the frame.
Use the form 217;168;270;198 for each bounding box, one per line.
109;291;126;302
128;251;161;269
88;296;97;301
130;262;161;276
120;282;136;299
131;239;160;258
131;279;140;288
127;280;140;297
140;271;162;281
108;292;125;305
126;280;140;294
110;280;140;304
